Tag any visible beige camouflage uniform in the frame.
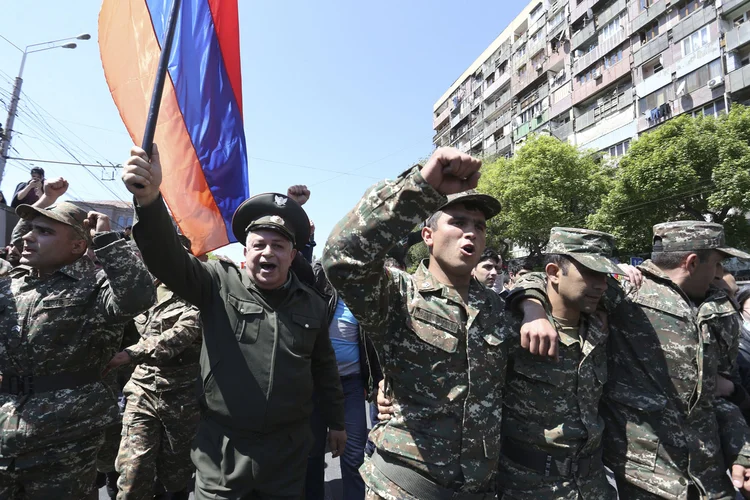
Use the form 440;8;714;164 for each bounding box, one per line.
511;221;750;500
322;167;515;499
500;228;619;500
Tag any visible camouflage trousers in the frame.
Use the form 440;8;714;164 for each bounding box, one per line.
497;454;617;500
97;423;123;473
0;432;103;500
115;381;200;499
360;456;429;500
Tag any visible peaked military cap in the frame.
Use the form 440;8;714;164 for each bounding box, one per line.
544;227;621;274
231;193;311;250
437;189;502;219
16;201;88;240
652;221;750;259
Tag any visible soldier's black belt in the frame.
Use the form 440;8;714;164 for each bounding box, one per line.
501;438;603;478
371;449;495;500
0;369;101;395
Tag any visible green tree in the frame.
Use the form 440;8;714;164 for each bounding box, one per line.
588;106;750;254
478;134;611;256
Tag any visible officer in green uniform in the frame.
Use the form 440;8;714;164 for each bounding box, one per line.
121;145;346;500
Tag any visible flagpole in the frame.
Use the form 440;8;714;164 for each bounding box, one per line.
137;0;182;186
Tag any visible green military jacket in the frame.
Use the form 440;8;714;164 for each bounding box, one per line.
322;166;515;493
0;233;155;460
133;197;345;434
510;262;750;499
126;284;203;392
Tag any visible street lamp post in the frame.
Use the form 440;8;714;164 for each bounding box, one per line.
0;33;90;187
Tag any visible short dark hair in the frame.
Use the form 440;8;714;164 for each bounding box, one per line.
478;248;499;266
425;202;488;230
543;254;571;275
30;167;44;178
508;257;533;276
650;249;713;270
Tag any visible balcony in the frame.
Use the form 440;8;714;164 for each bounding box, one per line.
727;63;750;93
571;21;597;51
551;120;574;141
631;0;668;34
726;19;750;52
572;50;632;105
550;91;573;118
571;0;605;24
484;93;512;121
470;127;484;148
483;134;512;157
573;29;627;76
675;40;721;78
672;4;717;44
597;0;629;30
515;109;550;140
484;71;511;101
433;107;450;130
484;111;511;138
722;0;750;14
433;126;449;146
633;32;669;67
513;33;528;53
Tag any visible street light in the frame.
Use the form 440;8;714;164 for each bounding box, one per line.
0;33;91;187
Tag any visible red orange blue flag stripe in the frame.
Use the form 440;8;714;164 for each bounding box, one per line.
99;0;248;255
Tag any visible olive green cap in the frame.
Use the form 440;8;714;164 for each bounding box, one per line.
544;227;620;274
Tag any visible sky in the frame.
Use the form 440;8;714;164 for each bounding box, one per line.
0;0;526;262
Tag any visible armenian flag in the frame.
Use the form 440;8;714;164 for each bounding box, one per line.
99;0;248;254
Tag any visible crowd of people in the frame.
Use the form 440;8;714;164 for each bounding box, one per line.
0;144;748;500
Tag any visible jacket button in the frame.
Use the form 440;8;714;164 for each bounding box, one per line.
305;324;310;328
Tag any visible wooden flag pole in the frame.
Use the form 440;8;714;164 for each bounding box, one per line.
136;0;182;187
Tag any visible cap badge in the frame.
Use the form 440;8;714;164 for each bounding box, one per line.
274;195;288;207
269;215;285;225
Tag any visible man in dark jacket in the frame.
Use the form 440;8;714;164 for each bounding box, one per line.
122;144;346;500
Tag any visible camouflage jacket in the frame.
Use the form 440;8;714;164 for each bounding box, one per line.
0;232;155;458
503;274;608;458
125;283;202;392
322;166;515;493
510;262;750;499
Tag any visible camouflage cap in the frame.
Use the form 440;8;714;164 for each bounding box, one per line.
16;201;88;240
231;193;311;250
544;227;621;274
437;190;501;219
652;221;750;259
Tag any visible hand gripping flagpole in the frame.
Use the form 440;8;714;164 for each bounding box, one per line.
135;0;183;188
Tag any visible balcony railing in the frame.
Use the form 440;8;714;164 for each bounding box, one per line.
631;0;668;33
633;32;669;67
672;4;717;44
571;21;597;51
573;28;626;76
726;18;750;52
727;62;750;93
433;107;451;130
597;0;628;30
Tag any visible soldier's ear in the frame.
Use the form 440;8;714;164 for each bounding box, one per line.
421;226;433;249
545;262;561;284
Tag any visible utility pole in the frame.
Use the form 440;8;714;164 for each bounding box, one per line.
0;34;90;187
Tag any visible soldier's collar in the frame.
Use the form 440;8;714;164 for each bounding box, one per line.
156;283;175;304
414;261;442;292
56;254;96;280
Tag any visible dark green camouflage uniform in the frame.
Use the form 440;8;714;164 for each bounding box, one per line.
0;231;154;498
500;228;618;500
115;283;202;498
510;221;750;500
322;167;514;498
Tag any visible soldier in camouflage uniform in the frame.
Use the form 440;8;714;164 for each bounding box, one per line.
0;200;154;498
511;221;750;499
108;235;202;500
499;228;620;500
322;147;514;499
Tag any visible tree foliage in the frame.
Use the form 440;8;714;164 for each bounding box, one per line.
588;106;750;254
478;134;611;256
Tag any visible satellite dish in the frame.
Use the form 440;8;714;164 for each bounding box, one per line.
586;8;593;19
676;81;687;96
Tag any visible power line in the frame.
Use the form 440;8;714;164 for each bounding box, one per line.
7;157;119;168
248;156;379;179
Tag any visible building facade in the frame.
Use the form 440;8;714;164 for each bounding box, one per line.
433;0;748;159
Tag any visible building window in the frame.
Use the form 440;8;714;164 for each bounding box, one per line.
530;29;543;46
577;66;600;84
530;3;544;20
679;0;698;19
515;44;526;59
549;9;565;29
600;14;623;41
639;88;668;114
682;25;710;57
607;140;631;157
518;64;527;78
691;99;726;117
117;216;126;229
640;23;660;44
642;57;664;79
604;47;624;68
678;59;722;94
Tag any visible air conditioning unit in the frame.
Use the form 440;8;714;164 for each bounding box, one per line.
708;77;724;89
535;63;543;71
593;68;602;79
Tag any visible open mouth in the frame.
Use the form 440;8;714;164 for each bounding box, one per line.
460;243;476;257
259;262;277;272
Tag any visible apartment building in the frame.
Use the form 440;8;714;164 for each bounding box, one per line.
433;0;747;159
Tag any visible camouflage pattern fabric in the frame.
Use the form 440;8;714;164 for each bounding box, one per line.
705;294;742;377
0;259;12;278
509;260;750;499
499;316;615;499
0;231;154;465
543;227;620;275
361;458;420;500
116;284;202;497
652;221;750;259
0;427;103;499
322;166;515;495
